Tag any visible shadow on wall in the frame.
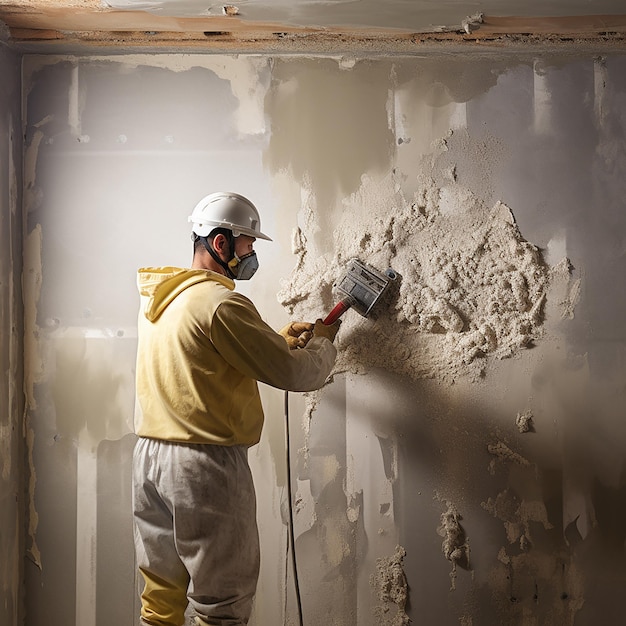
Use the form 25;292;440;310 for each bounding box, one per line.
395;353;626;625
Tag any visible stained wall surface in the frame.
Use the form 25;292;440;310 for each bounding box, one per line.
0;42;24;626
19;50;626;626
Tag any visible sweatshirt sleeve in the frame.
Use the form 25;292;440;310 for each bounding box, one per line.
210;293;337;392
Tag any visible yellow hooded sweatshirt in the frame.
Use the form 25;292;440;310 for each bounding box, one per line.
135;266;336;446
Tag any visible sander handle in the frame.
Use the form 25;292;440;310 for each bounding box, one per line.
323;299;351;325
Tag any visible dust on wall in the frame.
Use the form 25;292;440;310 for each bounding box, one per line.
277;145;558;383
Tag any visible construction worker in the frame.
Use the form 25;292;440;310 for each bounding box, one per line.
132;192;340;626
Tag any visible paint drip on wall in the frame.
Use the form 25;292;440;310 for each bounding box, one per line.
278;132;553;383
370;545;410;625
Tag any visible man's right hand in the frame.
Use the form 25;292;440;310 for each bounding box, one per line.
313;318;341;343
279;322;314;349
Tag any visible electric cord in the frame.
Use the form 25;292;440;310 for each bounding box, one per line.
284;390;304;626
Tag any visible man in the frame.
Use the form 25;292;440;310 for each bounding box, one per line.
132;192;340;626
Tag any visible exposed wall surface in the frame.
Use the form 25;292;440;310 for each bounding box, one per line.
0;42;24;626
20;49;626;626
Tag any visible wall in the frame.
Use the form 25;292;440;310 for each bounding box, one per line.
0;41;24;626
20;49;626;626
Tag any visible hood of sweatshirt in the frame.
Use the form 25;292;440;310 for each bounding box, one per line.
137;266;235;322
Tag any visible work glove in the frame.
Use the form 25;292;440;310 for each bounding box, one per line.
313;318;341;343
279;322;314;350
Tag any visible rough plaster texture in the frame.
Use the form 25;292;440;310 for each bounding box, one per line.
0;42;24;626
8;48;626;626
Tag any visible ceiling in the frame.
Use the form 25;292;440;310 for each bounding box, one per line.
1;0;626;53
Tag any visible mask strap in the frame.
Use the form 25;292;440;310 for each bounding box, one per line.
228;249;254;269
199;235;237;279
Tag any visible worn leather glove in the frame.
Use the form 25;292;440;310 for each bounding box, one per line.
313;318;341;343
278;322;314;350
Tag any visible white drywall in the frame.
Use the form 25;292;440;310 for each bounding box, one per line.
13;48;626;626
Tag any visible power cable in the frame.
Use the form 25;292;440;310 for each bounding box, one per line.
284;390;304;626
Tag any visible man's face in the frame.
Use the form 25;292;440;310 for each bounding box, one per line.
234;234;256;259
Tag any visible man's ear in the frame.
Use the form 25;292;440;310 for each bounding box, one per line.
212;233;227;254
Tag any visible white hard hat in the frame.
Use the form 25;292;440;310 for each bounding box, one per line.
188;192;272;241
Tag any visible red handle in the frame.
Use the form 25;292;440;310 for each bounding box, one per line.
323;300;351;325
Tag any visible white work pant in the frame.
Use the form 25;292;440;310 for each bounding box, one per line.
133;437;260;626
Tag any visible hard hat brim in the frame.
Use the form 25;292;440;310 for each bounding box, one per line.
191;219;272;241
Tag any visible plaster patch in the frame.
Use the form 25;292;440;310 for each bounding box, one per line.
23;224;44;409
25;424;41;569
114;54;268;136
516;409;534;433
560;277;581;320
24;54;271;137
301;389;322;440
371;545;410;626
346;491;361;523
482;489;553;548
23;125;48;215
321;516;351;569
544;257;581;323
487;441;531;471
293;479;316;533
437;500;470;590
68;63;84;137
278;133;554;383
488;548;585;623
321;453;341;486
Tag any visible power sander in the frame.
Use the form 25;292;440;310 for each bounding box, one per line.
323;259;397;325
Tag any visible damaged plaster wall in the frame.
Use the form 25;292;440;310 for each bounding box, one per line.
273;54;626;625
0;41;24;626
19;48;626;626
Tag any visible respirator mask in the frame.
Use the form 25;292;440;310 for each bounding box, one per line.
227;251;259;281
198;232;259;281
